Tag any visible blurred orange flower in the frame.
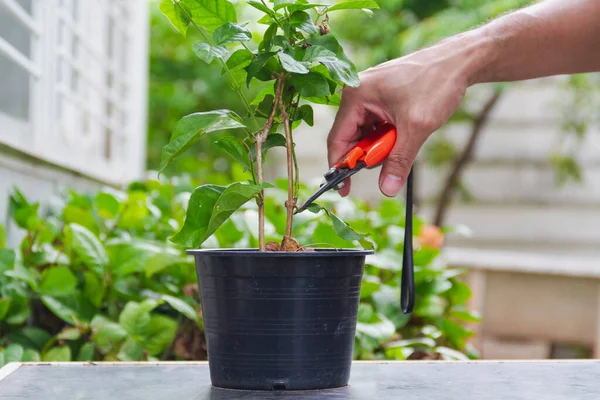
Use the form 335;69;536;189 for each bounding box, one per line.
418;225;444;249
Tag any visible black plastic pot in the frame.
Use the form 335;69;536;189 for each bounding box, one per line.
186;248;373;391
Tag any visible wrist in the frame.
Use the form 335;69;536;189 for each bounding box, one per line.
457;28;498;87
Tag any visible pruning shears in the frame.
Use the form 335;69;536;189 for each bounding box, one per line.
296;122;415;314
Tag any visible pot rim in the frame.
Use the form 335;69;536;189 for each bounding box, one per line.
186;248;374;257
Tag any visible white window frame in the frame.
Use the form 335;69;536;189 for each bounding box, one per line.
0;0;148;185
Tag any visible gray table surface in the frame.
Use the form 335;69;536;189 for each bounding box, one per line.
1;360;599;400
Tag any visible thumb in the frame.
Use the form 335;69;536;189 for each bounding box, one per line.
378;139;417;197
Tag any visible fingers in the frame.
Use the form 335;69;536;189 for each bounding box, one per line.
326;89;365;168
378;135;419;197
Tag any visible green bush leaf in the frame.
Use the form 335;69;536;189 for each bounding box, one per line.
0;224;6;248
360;275;380;299
161;294;200;326
8;189;40;230
296;104;314;126
106;239;188;278
42;346;72;362
7;327;51;351
39;267;78;297
5;264;39;289
327;0;379;11
66;223;109;273
192;42;228;64
290;72;330;97
247;1;277;18
3;344;24;363
307;204;373;249
41;294;94;325
91;315;128;354
215;136;251;170
289;11;318;34
119;299;160;338
159;110;245;172
213;22;251;45
57;327;81;341
225;49;253;73
181;0;236;32
117;338;144;361
288;3;327;12
22;349;41;362
279;52;310;74
303;45;359;87
274;0;297;10
356;313;395;344
77;343;95;361
84;272;105;308
159;0;191;36
171;183;267;248
245;52;277;87
0;298;10;321
95;192;120;219
0;249;15;274
144;315;178;356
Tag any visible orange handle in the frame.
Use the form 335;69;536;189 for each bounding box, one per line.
334;122;397;169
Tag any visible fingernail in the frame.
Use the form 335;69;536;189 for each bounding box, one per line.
381;174;403;197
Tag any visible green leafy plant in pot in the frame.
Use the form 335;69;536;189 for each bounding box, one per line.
159;0;383;391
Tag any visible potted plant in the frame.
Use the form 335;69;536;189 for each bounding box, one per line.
159;0;381;391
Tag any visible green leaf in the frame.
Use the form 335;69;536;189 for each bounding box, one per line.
304;92;341;106
290;72;330;97
161;294;200;326
41;294;94;325
274;0;298;10
39;267;78;297
91;316;128;354
22;349;41;362
289;11;318;35
63;204;99;235
3;344;24;363
144;315;178;356
245;52;277;87
117;338;144;361
8;189;40;230
259;23;277;52
360;275;380;299
119;299;160;338
95;192;120;219
414;295;445;318
326;0;379;12
356;313;395;344
192;42;228;64
215;136;251;170
0;249;15;274
77;343;95;361
358;303;374;323
288;3;327;12
56;327;81;341
307;204;373;249
436;346;469;361
171;183;267;247
251;85;275;105
213;22;251;45
0;224;6;248
303;45;359;87
296;104;314;126
247;1;277;18
7;327;51;351
84;272;105;308
67;223;109;272
181;0;236;32
42;346;72;362
159;110;245;172
225;49;253;73
159;0;191;36
278;52;310;74
5;264;39;289
0;298;10;321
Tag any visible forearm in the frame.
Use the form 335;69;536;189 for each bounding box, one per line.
462;0;600;85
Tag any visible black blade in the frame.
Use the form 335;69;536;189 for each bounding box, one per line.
295;164;364;214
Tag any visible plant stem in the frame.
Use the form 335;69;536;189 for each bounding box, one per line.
175;4;259;132
289;95;301;200
256;77;285;250
279;98;295;239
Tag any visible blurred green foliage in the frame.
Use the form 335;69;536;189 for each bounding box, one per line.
0;176;478;365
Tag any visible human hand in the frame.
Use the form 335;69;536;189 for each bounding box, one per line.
327;37;475;197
